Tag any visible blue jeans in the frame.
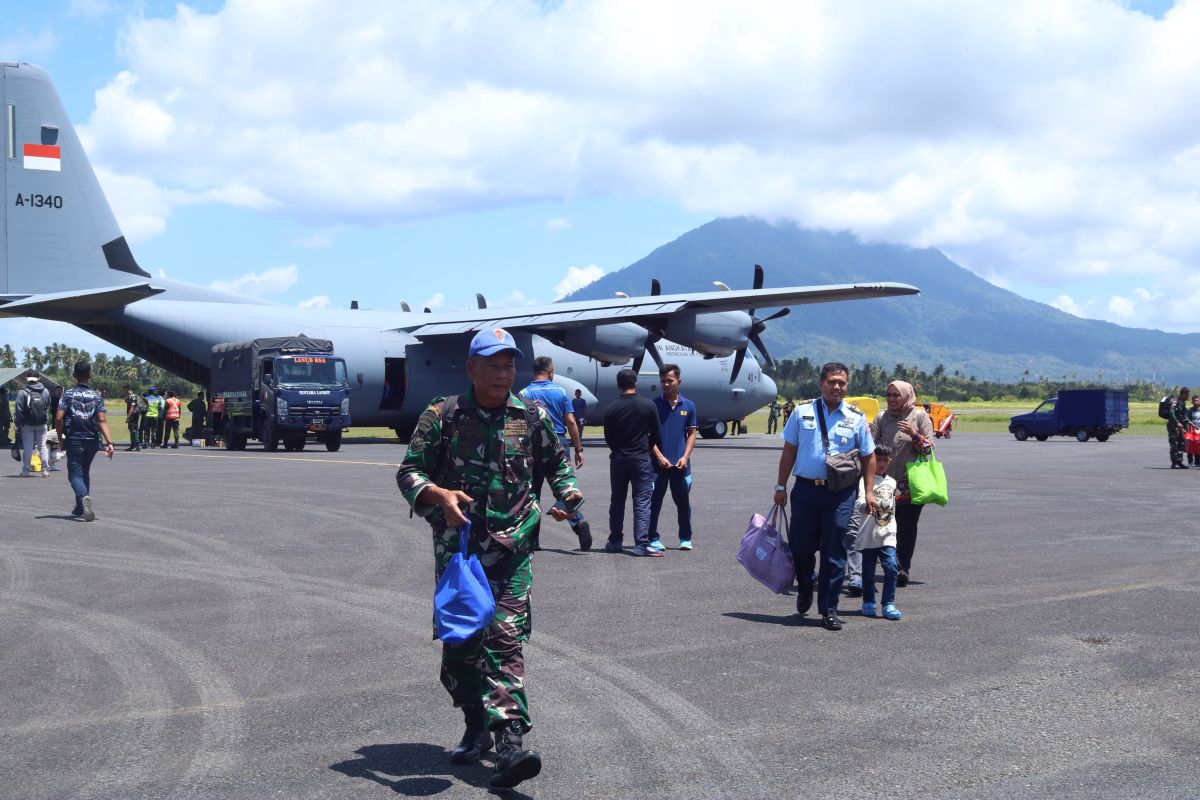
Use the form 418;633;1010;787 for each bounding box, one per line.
860;545;899;606
66;437;99;514
649;466;692;542
788;479;856;615
608;456;654;547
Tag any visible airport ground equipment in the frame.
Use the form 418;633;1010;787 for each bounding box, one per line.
211;337;352;452
1008;389;1129;442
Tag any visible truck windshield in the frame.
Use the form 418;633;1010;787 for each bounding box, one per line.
275;357;348;387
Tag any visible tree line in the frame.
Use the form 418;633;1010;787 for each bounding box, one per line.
1;343;198;397
768;357;1168;403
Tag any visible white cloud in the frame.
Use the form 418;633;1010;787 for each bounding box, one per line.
69;0;1200;330
553;264;606;300
1107;294;1137;320
1050;294;1086;317
298;295;330;309
422;293;445;310
208;265;298;297
543;217;572;233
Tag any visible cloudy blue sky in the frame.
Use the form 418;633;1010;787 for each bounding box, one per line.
1;0;1194;356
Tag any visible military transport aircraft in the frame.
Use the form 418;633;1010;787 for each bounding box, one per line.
0;62;919;440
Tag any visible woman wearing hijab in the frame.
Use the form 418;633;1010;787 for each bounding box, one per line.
871;381;934;586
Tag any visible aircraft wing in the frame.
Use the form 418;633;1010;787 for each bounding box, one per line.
395;282;919;336
0;283;164;323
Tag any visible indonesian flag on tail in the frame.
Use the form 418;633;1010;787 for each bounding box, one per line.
23;143;61;172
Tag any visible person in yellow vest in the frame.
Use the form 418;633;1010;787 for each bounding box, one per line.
141;387;162;447
162;390;183;448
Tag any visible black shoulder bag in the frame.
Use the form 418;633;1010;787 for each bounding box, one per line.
815;400;861;492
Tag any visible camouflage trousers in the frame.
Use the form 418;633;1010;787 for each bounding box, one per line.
1169;427;1185;464
439;552;533;733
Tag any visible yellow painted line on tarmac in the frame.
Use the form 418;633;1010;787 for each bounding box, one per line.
129;449;399;467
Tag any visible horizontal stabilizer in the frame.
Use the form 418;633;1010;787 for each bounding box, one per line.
0;283;164;322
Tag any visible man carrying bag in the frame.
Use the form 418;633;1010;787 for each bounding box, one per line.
396;329;581;790
773;362;877;631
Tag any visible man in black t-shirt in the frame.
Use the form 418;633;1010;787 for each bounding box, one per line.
601;368;662;556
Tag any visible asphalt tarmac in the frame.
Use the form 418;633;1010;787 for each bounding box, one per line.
2;431;1198;800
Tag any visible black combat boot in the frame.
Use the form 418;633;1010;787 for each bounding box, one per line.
489;719;541;788
449;706;492;765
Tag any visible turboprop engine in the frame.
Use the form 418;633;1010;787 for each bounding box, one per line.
662;310;752;358
559;322;648;364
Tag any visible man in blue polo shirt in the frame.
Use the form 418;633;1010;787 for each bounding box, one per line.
648;363;698;551
520;356;591;551
774;362;876;631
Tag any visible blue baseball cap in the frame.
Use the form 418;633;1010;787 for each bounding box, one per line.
469;328;523;359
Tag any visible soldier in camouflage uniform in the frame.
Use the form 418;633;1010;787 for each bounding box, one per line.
396;328;581;790
1168;387;1192;469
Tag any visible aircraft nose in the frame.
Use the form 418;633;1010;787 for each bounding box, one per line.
759;372;778;405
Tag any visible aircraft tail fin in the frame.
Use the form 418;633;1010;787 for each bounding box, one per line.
1;61;150;298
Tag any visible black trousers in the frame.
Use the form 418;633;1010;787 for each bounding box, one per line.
895;501;925;574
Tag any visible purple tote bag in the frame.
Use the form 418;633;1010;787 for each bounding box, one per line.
736;505;796;594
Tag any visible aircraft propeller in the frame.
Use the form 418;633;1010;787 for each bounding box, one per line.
729;264;789;384
631;278;665;374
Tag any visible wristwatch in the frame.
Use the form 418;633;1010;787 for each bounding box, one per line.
774;483;787;492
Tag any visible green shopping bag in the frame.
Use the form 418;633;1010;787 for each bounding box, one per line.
906;453;948;506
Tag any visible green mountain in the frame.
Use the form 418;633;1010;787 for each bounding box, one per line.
564;217;1200;386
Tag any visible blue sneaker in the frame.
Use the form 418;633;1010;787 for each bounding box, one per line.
861;602;876;617
631;545;664;557
678;539;693;551
882;604;902;621
647;539;665;552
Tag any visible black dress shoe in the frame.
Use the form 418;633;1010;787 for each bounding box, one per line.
822;612;843;631
896;569;909;587
796;583;813;615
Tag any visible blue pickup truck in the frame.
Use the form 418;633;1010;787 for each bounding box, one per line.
1009;389;1129;442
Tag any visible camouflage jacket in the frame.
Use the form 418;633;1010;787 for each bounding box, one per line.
396;388;579;561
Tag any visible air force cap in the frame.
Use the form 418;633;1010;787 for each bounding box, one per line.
469;328;523;359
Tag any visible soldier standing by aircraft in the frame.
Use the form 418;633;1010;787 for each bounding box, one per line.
396;329;581;790
187;391;208;444
123;385;144;451
1168;387;1192;469
766;399;781;435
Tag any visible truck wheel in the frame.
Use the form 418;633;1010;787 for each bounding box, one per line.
1013;426;1029;442
1095;433;1110;442
324;431;342;452
285;434;306;452
225;434;237;451
262;418;278;451
1035;434;1049;441
236;433;249;451
1075;429;1090;442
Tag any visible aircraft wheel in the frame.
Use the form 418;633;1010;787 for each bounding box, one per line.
1034;434;1049;441
1013;426;1029;442
1075;429;1090;442
262;418;278;451
1095;433;1110;442
325;431;342;452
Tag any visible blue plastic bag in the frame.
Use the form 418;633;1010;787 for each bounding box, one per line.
434;521;497;644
